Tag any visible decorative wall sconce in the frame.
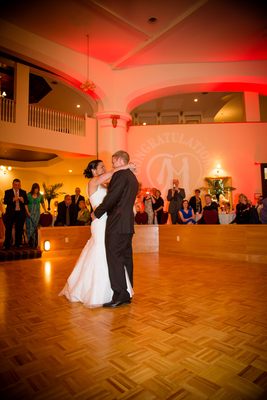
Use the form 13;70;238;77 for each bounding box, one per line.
43;240;51;251
215;164;222;176
111;114;120;128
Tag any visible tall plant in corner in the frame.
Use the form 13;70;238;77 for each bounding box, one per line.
43;183;64;211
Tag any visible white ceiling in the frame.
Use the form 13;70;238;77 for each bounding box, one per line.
1;0;267;175
1;0;267;69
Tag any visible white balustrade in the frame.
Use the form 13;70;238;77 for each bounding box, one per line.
0;98;15;123
28;104;85;136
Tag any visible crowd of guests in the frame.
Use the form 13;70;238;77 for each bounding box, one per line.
134;178;267;226
1;177;267;250
1;179;91;250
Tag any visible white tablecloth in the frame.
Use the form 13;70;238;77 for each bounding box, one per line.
219;213;235;224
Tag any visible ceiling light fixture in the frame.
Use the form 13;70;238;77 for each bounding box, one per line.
80;34;96;92
147;16;158;24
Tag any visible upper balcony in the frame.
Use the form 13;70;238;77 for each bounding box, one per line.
0;62;97;156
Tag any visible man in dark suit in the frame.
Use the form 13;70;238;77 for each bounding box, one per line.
54;195;76;226
167;179;186;224
71;187;85;222
3;178;29;249
94;150;139;308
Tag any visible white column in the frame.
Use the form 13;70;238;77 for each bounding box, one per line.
244;92;260;122
96;111;132;168
15;63;30;126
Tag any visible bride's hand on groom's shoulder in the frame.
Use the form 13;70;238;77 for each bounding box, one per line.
128;162;136;173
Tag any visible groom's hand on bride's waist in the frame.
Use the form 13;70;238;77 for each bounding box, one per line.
91;212;96;220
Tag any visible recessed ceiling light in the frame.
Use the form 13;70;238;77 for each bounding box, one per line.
194;98;198;102
147;16;158;24
76;104;81;108
68;169;72;173
142;122;147;125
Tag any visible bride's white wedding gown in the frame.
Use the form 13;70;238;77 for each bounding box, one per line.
59;185;133;307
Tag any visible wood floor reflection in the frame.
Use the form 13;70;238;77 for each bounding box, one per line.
1;253;267;399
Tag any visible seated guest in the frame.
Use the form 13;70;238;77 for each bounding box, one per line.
179;199;196;224
235;193;251;224
54;195;76;226
260;198;267;224
76;200;91;225
153;189;164;224
198;194;219;224
135;205;148;225
71;187;85;221
189;189;202;214
221;201;231;213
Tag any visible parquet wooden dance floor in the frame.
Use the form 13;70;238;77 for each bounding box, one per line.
1;253;267;399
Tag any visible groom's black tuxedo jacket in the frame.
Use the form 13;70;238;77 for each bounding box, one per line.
94;169;139;234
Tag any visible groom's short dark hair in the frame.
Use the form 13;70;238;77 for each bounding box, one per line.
112;150;129;164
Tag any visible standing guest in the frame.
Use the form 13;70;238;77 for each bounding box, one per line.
54;195;76;226
260;198;267;224
189;189;202;214
256;195;263;221
26;183;46;248
153;189;164;224
143;190;154;224
71;187;85;221
3;178;29;249
76;200;91;225
179;199;196;224
167;179;186;224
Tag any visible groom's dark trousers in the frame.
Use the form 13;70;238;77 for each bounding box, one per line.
94;169;138;302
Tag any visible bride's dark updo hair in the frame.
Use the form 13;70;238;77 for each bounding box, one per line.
83;159;103;178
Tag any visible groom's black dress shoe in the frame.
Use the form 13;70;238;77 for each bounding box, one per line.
103;299;131;308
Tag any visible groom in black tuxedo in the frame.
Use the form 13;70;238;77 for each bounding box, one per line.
94;150;139;307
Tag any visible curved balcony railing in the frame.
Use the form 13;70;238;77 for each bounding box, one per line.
28;104;85;136
0;98;16;123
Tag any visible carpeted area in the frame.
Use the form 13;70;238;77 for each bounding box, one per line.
0;246;42;262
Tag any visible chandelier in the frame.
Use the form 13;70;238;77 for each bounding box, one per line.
80;34;96;92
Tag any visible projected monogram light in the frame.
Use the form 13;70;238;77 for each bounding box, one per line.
132;132;210;195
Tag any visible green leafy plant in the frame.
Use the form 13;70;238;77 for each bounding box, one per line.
43;183;65;210
42;183;64;200
202;178;236;200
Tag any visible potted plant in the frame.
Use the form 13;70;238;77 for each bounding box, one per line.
42;183;64;211
203;177;236;201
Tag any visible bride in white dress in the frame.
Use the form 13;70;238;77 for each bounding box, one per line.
59;159;133;308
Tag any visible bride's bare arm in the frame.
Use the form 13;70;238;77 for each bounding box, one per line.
88;163;135;196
